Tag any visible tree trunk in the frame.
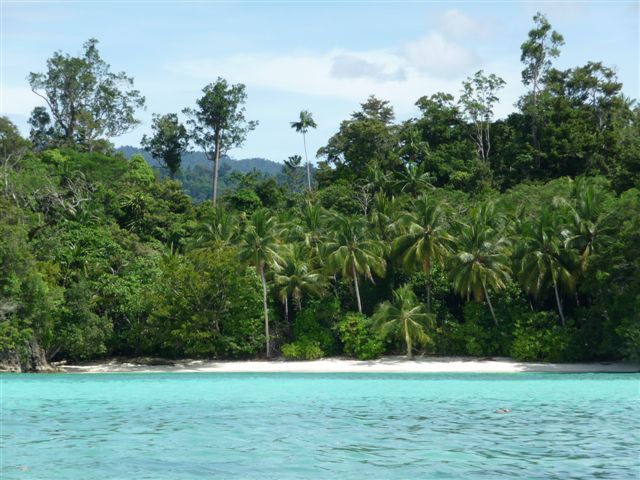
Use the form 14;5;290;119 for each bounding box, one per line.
404;318;412;359
303;132;312;191
352;264;362;314
553;278;566;327
212;135;221;205
482;280;498;326
260;265;270;357
284;296;288;324
424;260;432;313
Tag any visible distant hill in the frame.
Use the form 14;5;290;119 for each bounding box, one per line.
116;146;285;202
117;146;283;176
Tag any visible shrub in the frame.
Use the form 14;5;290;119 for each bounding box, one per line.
281;340;324;360
292;298;340;355
511;312;582;362
336;313;384;360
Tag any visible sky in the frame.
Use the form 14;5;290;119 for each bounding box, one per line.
2;1;638;163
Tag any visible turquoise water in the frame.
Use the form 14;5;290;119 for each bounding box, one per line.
2;373;639;479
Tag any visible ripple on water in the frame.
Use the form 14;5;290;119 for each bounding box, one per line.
2;373;639;479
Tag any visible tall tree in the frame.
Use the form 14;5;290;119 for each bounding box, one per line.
520;12;564;162
273;244;325;322
517;208;577;326
521;12;564;106
372;285;434;359
459;70;506;165
238;209;284;357
183;78;257;205
290;110;317;191
141;113;189;179
28;38;145;152
324;215;386;313
449;205;511;325
392;197;454;311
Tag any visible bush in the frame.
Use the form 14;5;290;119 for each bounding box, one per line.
336;313;384;360
616;318;640;361
511;312;583;362
292;298;340;355
281;340;324;360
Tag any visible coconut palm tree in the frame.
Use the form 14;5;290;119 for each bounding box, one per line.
324;215;386;313
369;192;404;241
392;196;454;311
392;163;434;197
273;244;325;322
557;179;614;271
448;204;511;325
290;110;317;191
238;209;285;357
372;285;434;359
189;206;239;250
516;207;577;327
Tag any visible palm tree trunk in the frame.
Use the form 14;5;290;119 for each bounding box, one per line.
481;280;498;326
404;318;412;359
284;296;288;324
553;278;566;327
424;261;432;313
303;132;311;191
352;264;362;313
260;266;270;357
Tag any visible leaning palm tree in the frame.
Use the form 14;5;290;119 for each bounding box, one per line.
372;285;434;359
238;209;285;357
324;215;386;313
516;208;577;327
290;110;317;191
448;205;511;326
273;244;325;322
392;196;454;311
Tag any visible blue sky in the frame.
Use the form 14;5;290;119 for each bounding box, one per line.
2;1;638;162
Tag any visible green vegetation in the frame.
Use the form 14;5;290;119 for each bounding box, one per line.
1;13;639;370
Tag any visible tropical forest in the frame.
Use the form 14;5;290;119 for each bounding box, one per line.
2;13;639;371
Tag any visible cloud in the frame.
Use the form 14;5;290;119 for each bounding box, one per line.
330;54;406;82
402;32;479;77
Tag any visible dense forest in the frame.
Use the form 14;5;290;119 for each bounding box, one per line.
2;13;639;371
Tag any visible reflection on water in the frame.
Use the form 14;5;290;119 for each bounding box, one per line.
2;373;639;479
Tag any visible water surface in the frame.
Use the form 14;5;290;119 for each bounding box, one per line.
2;373;639;479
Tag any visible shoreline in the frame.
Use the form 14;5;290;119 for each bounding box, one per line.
54;356;640;374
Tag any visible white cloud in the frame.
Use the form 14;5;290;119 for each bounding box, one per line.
402;31;478;77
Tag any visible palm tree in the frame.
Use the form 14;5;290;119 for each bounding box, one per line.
369;192;404;241
372;285;434;359
189;206;239;250
557;179;613;271
392;163;434;197
290;110;317;191
516;208;577;327
392;196;454;311
238;209;285;357
273;244;325;322
448;204;511;326
324;215;386;313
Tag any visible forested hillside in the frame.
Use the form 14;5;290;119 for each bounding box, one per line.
1;14;639;371
117;146;284;202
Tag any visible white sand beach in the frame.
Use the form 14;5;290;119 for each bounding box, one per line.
57;356;640;374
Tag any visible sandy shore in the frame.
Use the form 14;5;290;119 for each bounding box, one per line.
57;356;640;374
